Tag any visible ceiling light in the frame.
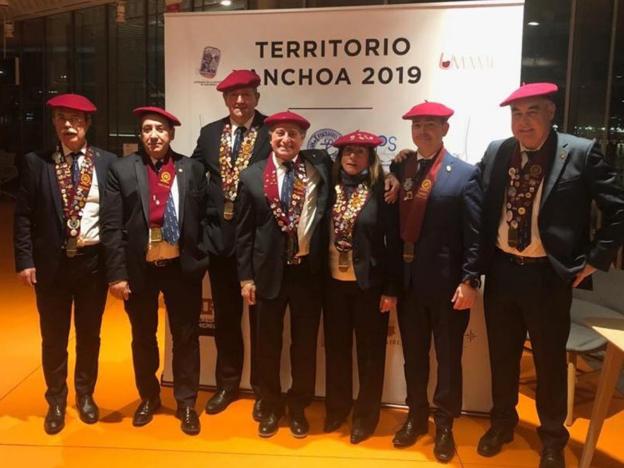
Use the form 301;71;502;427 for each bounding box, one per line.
221;0;232;5
527;21;540;26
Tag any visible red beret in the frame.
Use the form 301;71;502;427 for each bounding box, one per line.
402;101;454;120
265;111;310;131
216;69;261;92
500;82;558;106
333;130;383;148
47;94;97;113
132;106;181;126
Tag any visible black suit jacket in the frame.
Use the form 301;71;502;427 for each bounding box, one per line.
391;151;482;297
236;150;332;300
327;182;401;296
191;112;270;257
13;147;117;286
101;151;208;292
478;131;624;283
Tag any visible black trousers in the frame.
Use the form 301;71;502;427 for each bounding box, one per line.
208;253;260;397
323;278;388;429
398;287;469;428
125;261;201;408
256;259;322;414
484;251;571;450
34;245;108;406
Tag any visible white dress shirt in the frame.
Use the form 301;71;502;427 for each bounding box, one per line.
62;143;99;246
272;153;320;257
496;141;548;257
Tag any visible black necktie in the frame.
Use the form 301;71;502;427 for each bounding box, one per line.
231;126;246;164
281;161;295;211
154;159;164;173
415;158;432;184
70;152;81;185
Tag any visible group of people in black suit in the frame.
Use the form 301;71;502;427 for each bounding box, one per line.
13;70;624;468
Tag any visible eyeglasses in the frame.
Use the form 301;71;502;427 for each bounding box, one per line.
53;113;86;125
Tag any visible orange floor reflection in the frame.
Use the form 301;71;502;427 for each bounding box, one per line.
1;200;623;467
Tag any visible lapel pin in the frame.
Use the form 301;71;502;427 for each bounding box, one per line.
446;165;452;172
178;168;183;173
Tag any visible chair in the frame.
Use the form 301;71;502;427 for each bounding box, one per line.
565;269;624;426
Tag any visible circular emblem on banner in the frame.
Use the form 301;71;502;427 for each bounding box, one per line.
307;128;341;158
421;179;432;191
80;173;92;185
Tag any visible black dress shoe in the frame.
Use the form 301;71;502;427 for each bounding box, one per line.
392;416;428;448
252;399;267;422
76;394;99;424
205;389;238;414
44;404;65;435
539;447;565;468
289;410;309;438
132;397;161;427
477;426;514;457
433;427;456;463
350;422;374;444
176;406;201;436
324;415;347;433
258;412;281;438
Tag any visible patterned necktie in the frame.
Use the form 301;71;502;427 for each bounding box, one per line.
70;152;81;185
231;126;246;165
162;192;180;244
281;161;295;212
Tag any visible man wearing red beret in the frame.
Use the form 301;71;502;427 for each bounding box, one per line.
476;83;624;468
390;102;482;462
191;69;270;419
101;107;208;435
13;94;118;434
236;111;332;438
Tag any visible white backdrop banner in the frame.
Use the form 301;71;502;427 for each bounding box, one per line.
163;1;525;413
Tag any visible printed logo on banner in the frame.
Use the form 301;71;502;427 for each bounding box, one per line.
307;128;341;158
439;52;494;71
199;46;221;79
198;298;216;336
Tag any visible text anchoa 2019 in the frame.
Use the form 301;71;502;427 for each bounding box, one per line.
257;66;421;86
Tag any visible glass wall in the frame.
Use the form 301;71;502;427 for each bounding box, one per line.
2;0;623;183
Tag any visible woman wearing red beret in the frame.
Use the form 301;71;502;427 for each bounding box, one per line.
323;131;401;444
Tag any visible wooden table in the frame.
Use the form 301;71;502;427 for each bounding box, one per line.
579;318;624;468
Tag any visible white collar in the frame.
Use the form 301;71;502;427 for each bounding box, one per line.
62;143;88;157
229;113;255;131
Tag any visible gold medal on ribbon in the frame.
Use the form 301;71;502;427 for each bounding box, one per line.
65;237;78;258
149;227;163;243
338;251;350;272
223;200;234;220
403;242;415;263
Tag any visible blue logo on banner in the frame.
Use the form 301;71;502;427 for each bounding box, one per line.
307;128;341;158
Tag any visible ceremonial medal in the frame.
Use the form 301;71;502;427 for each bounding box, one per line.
402;178;413;191
338;251;350;272
149;227;163;243
223;200;234;220
529;165;542;177
403;191;414;201
286;234;301;265
67;218;80;230
403;242;415;263
65;237;78;258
